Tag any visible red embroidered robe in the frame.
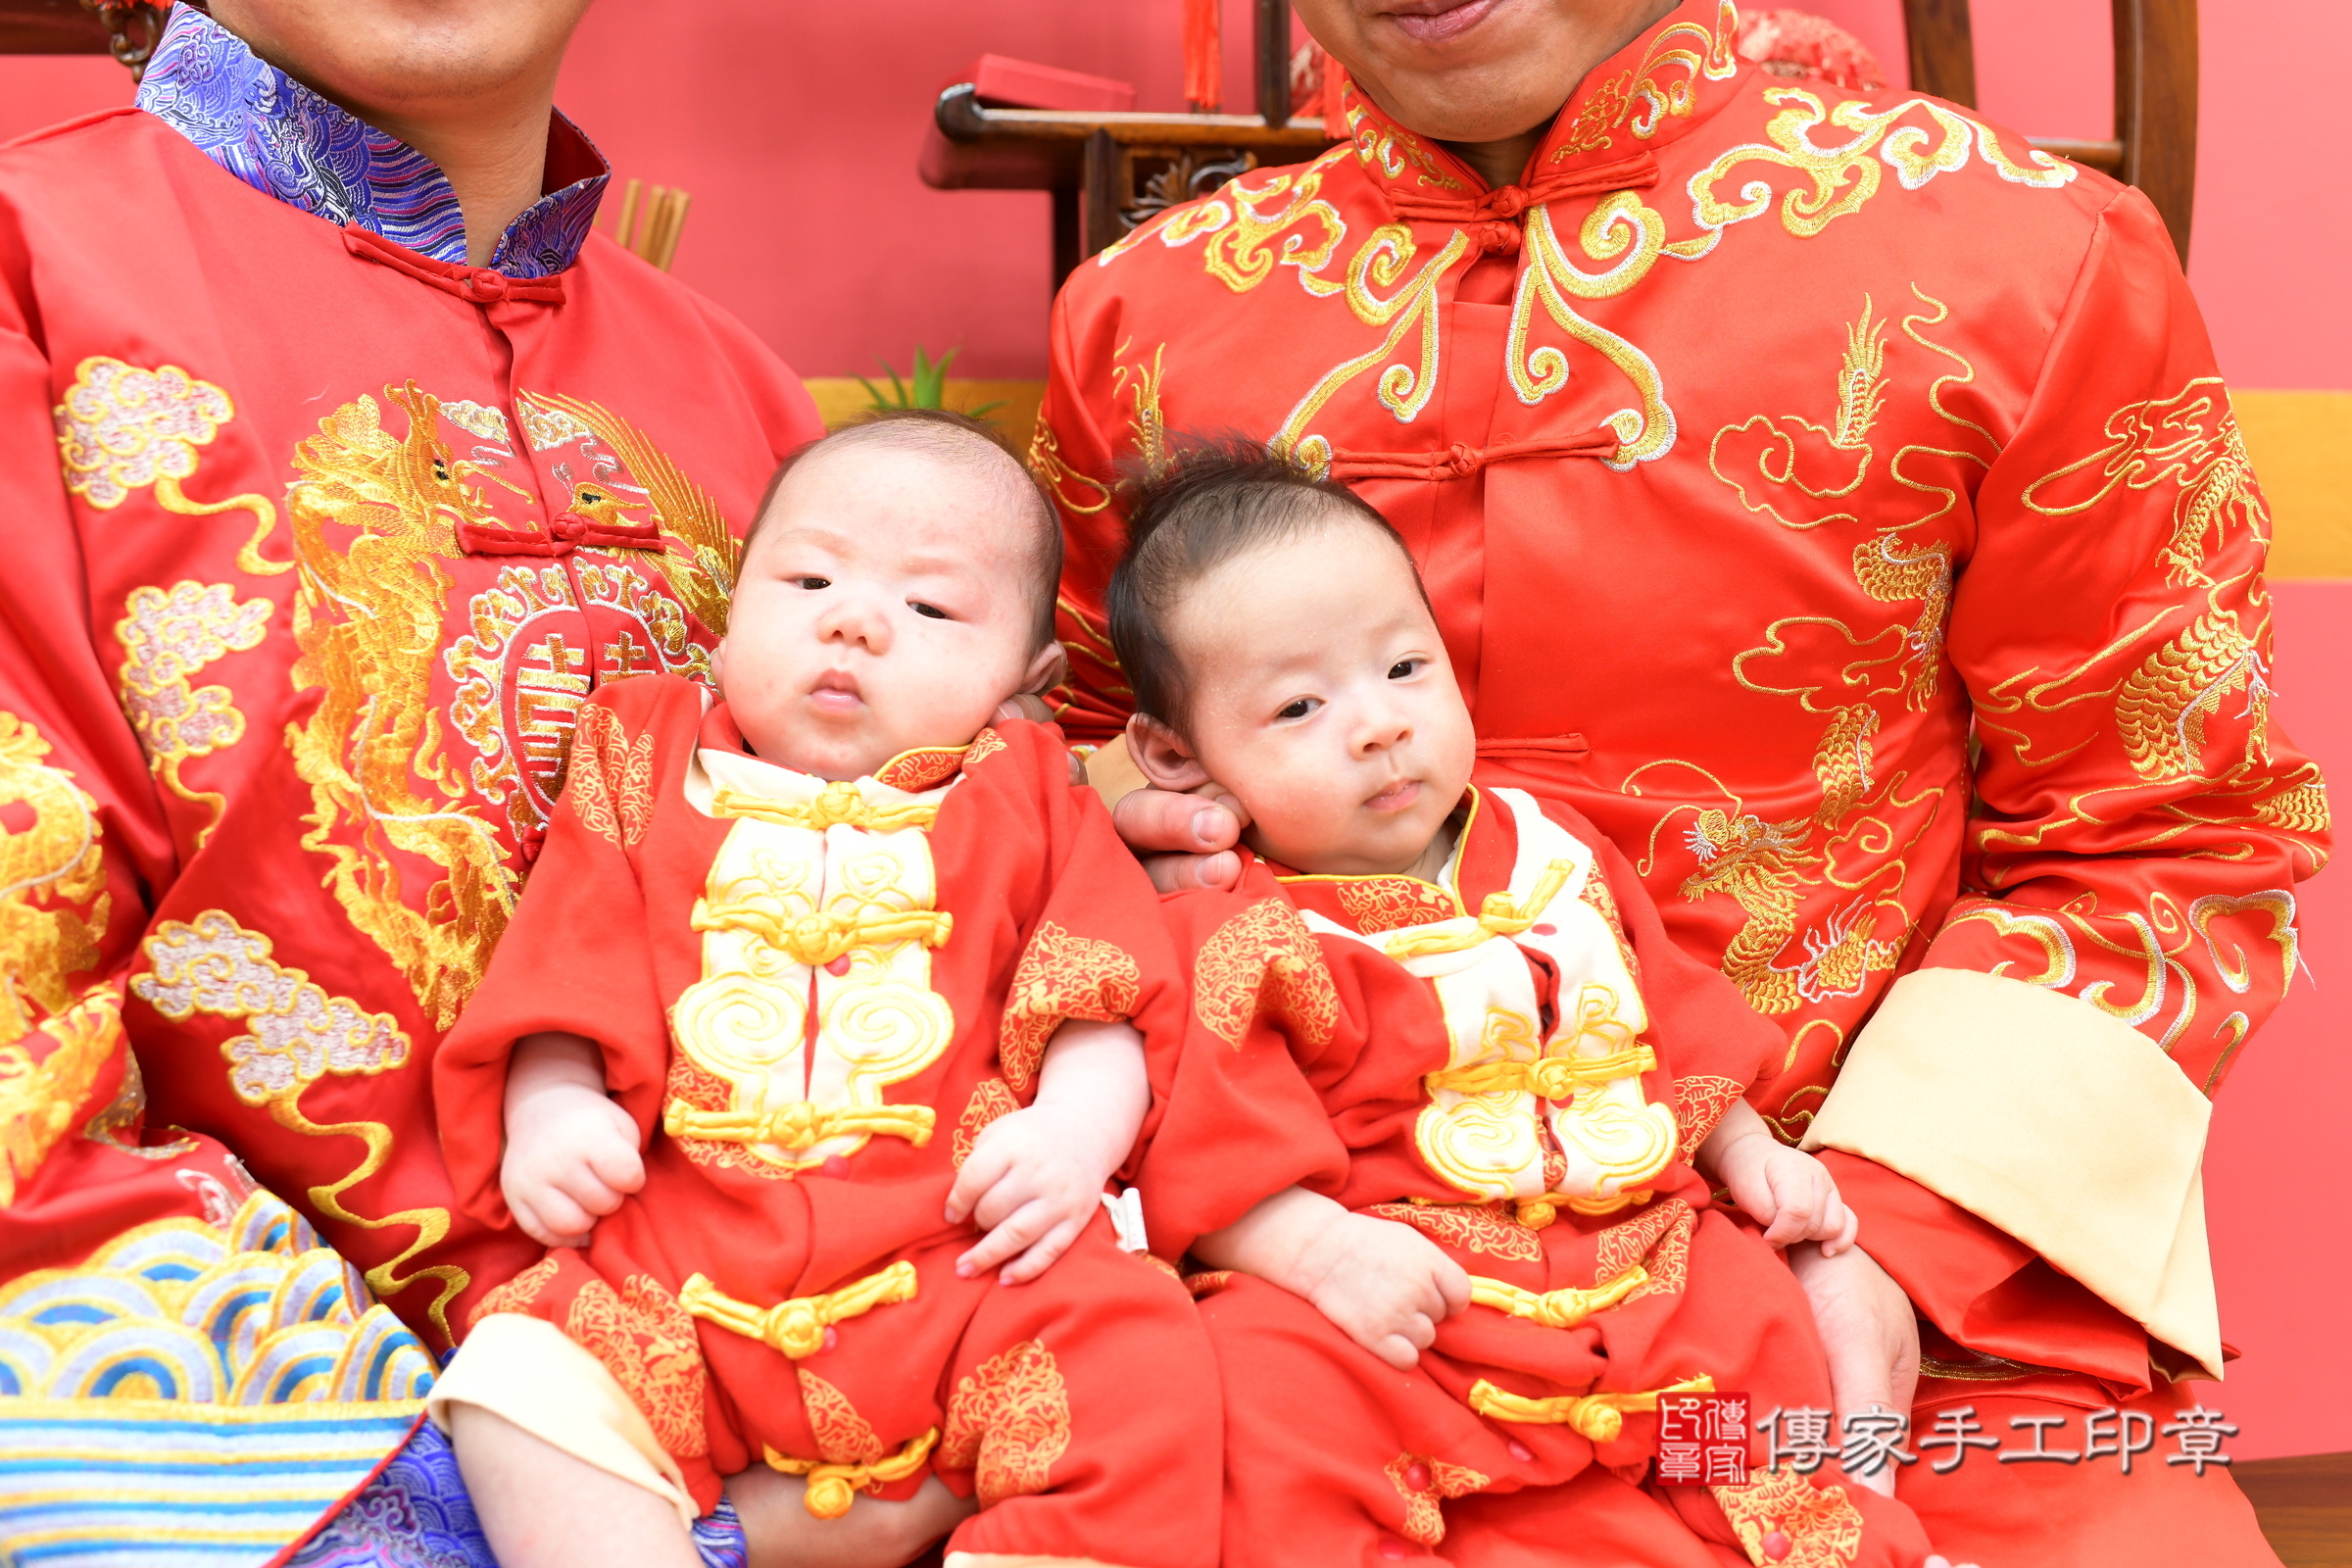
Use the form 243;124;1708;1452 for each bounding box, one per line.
0;106;818;1349
1141;786;1934;1564
1042;0;2328;1389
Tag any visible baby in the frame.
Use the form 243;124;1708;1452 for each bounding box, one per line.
429;410;1217;1568
1113;442;1949;1568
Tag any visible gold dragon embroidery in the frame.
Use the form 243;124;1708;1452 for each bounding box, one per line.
1645;707;1903;1016
2020;377;2267;588
0;713;111;1047
284;384;519;1029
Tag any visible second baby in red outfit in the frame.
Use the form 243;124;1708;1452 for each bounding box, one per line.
1115;442;1966;1568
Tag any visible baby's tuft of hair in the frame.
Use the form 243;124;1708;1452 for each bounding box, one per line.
1107;435;1419;736
748;407;1062;650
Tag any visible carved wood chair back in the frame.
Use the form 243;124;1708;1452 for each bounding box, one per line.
1902;0;2197;260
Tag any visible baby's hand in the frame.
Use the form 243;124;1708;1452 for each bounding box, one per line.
1293;1211;1472;1371
501;1082;643;1249
945;1102;1118;1285
500;1032;644;1250
1714;1132;1857;1253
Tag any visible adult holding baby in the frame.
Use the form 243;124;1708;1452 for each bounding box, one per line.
1045;1;2323;1564
0;0;965;1561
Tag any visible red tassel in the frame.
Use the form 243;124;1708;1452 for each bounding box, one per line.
1183;0;1221;112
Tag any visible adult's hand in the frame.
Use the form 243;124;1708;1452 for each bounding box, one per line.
1084;734;1248;892
1787;1241;1920;1499
728;1470;975;1568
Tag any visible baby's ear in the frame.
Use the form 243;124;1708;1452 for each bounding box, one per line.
1017;639;1068;699
709;638;728;691
1125;712;1212;793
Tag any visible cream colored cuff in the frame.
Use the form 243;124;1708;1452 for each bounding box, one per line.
426;1312;699;1527
1802;967;2221;1378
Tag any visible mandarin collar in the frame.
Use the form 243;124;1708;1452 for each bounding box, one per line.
135;3;608;279
1335;0;1743;210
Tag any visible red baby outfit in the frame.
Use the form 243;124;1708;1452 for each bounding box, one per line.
1145;784;1937;1566
434;675;1217;1567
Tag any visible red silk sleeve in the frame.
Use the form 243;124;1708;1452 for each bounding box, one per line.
1133;864;1358;1262
1915;185;2324;1091
431;685;673;1231
1036;286;1139;747
0;251;261;1272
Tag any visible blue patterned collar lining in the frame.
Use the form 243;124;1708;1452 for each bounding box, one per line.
134;3;607;279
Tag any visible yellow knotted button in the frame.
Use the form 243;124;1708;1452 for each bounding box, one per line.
1467;1373;1713;1440
1469;1264;1646;1329
679;1261;918;1359
763;1427;940;1517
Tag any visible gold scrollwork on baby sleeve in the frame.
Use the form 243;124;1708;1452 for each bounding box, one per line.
115;582;271;849
939;1339;1072;1507
1673;1074;1746;1162
54;357;290;576
997;921;1143;1096
1362;1201;1544;1262
0;986;122;1205
0;713;111;1046
565;1274;710;1458
1713;1465;1865;1567
1385;1450;1491;1548
130;910;466;1343
1193;898;1340;1050
285;384;517;1030
566;702;656;850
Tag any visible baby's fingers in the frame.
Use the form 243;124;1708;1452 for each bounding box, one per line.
956;1198;1054;1279
1758;1176;1820;1248
1431;1256;1473;1317
944;1139;1013;1226
1819;1195;1860;1255
551;1164;630;1221
511;1191;590;1250
1366;1320;1432;1371
996;1214;1087;1287
584;1136;645;1198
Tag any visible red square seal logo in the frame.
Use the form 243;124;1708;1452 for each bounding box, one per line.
1657;1392;1751;1487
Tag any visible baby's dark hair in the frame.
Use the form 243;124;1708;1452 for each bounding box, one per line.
747;407;1063;650
1106;435;1419;735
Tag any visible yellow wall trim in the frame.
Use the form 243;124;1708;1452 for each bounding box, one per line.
796;383;2346;579
2234;390;2350;580
802;378;1045;446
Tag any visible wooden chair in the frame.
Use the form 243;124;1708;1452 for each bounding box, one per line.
1904;0;2198;261
923;0;2201;278
0;0;164;77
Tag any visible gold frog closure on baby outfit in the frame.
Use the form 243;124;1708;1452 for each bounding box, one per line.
664;747;963;1174
1296;788;1679;1225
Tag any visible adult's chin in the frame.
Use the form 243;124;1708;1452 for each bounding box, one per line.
1324;0;1631;145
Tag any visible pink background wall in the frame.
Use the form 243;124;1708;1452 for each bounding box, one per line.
3;1;2344;1461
